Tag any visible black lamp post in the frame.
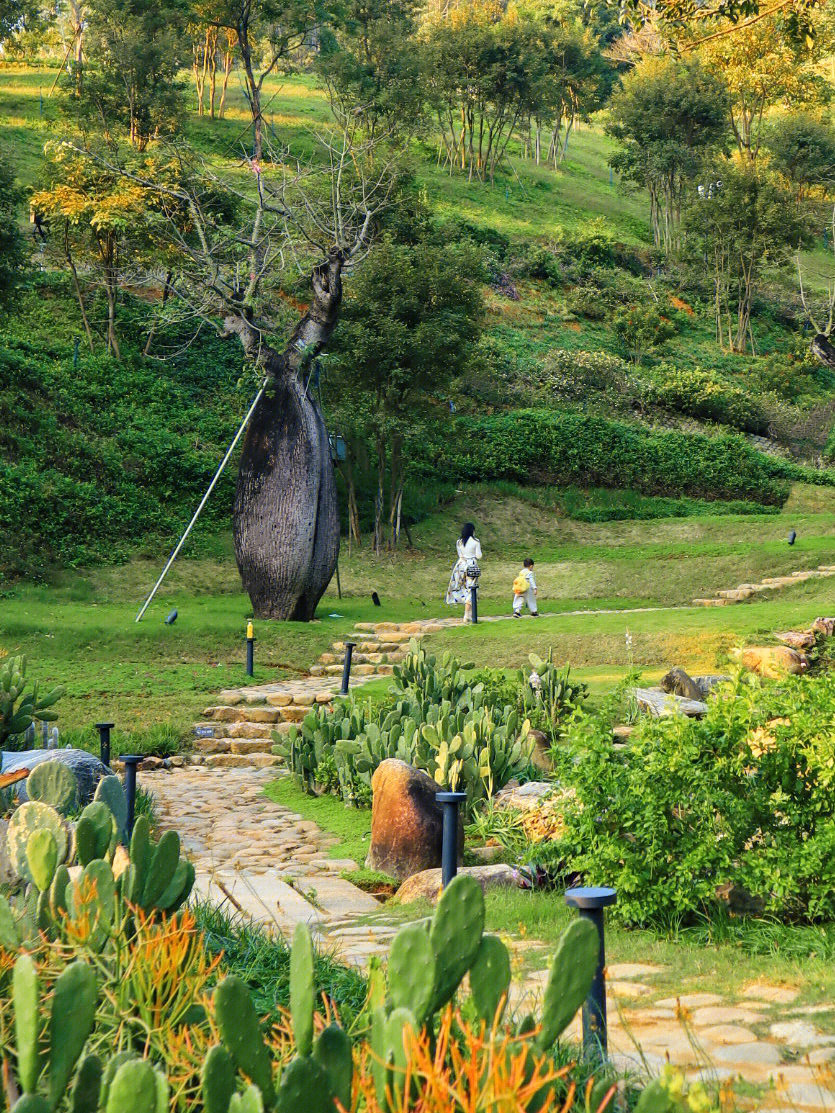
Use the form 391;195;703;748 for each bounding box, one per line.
565;886;617;1060
436;790;467;887
121;755;142;839
340;642;357;697
95;722;114;767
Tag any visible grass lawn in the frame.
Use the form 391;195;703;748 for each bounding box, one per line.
3;483;833;737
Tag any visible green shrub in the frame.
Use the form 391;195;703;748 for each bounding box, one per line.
560;486;778;522
613;303;677;364
642;365;769;434
560;670;835;925
417;408;830;505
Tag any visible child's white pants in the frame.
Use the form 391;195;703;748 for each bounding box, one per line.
513;588;537;614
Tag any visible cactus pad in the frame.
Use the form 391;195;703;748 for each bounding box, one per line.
49;961;98;1108
538;917;598;1049
105;1059;167;1113
214;976;275;1106
276;1057;332;1113
289;922;315;1057
429;873;485;1012
469;934;511;1025
313;1025;353;1111
71;1055;103;1113
26;761;77;816
77;803;116;865
26;829;58;893
230;1085;265;1113
0;892;20;950
93;776;128;841
13;954;40;1094
388;922;435;1023
201;1045;236;1113
8;803;67;884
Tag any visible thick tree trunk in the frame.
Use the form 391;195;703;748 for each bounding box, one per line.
811;333;835;369
230;251;344;620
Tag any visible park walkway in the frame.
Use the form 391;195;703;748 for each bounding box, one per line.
146;574;835;1111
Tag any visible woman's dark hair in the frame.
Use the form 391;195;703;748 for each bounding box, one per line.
460;522;476;543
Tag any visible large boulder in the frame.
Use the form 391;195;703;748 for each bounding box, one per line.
393;864;519;906
365;759;461;881
730;646;807;679
2;749;112;805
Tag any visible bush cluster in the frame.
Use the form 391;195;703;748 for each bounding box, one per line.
559;670;835;925
642;364;770;434
417;407;830;504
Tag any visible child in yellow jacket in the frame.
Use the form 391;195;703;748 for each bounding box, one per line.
512;558;538;617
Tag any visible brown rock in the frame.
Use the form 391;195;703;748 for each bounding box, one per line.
660;667;704;701
365;759;459;880
811;616;835;637
730;646;807;678
528;730;553;773
774;630;816;651
394;864;518;905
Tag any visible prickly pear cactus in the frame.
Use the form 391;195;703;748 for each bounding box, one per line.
289;922;314;1057
276;1058;331;1113
388;921;435;1023
25;829;57;893
214;976;275;1106
93;776;128;841
537;918;598;1049
429;873;485;1013
7;803;68;884
25;762;77;816
469;934;511;1025
76;802;116;866
105;1058;168;1113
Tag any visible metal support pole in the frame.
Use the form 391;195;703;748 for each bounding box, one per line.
340;642;356;697
122;755;142;839
135;380;268;622
246;620;255;677
95;722;114;767
469;584;478;625
436;791;467;887
565;886;617;1060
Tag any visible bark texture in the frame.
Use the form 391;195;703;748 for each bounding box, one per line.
231;251;343;620
810;333;835;369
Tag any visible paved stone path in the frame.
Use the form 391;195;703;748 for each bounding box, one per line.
151;598;835;1110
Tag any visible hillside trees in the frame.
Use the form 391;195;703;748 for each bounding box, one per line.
326;235;485;552
0;157;25;306
684;161;813;353
606;56;729;254
766;112;835;200
66;0;191;148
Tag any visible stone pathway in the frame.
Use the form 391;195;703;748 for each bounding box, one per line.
511;961;835;1111
693;564;835;607
156;599;835;1110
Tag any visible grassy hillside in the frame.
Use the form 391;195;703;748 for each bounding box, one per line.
2;62;835;579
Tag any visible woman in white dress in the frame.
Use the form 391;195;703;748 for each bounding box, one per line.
445;522;482;623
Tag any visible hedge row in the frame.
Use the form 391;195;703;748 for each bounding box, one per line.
417;409;833;505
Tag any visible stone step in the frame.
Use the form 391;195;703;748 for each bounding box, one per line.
227;722;274;739
692;598;727;607
203;753;281;769
309;665;326;677
202;705;245;722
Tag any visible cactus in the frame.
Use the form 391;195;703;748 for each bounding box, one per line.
313;1025;352;1112
276;1057;332;1113
201;1046;236;1113
230;1086;265;1113
26;762;77;816
429;873;485;1012
12;1097;51;1113
8;803;68;884
537;918;598;1050
0;891;21;949
387;922;435;1024
93;777;128;841
67;860;116;949
469;934;511;1025
49;961;98;1108
70;1056;102;1113
0;656;63;749
116;816;192;914
26;829;58;893
105;1059;167;1113
290;922;315;1057
214;976;275;1107
75;802;117;866
13;955;40;1094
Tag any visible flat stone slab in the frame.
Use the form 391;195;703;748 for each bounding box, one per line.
742;982;799;1005
632;688;708;718
607;963;667;980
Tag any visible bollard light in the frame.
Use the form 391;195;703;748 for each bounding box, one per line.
469;584;479;625
246;620;255;677
788;529;797;546
95;722;115;767
121;754;142;839
436;790;467;888
340;641;357;697
565;886;617;1061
